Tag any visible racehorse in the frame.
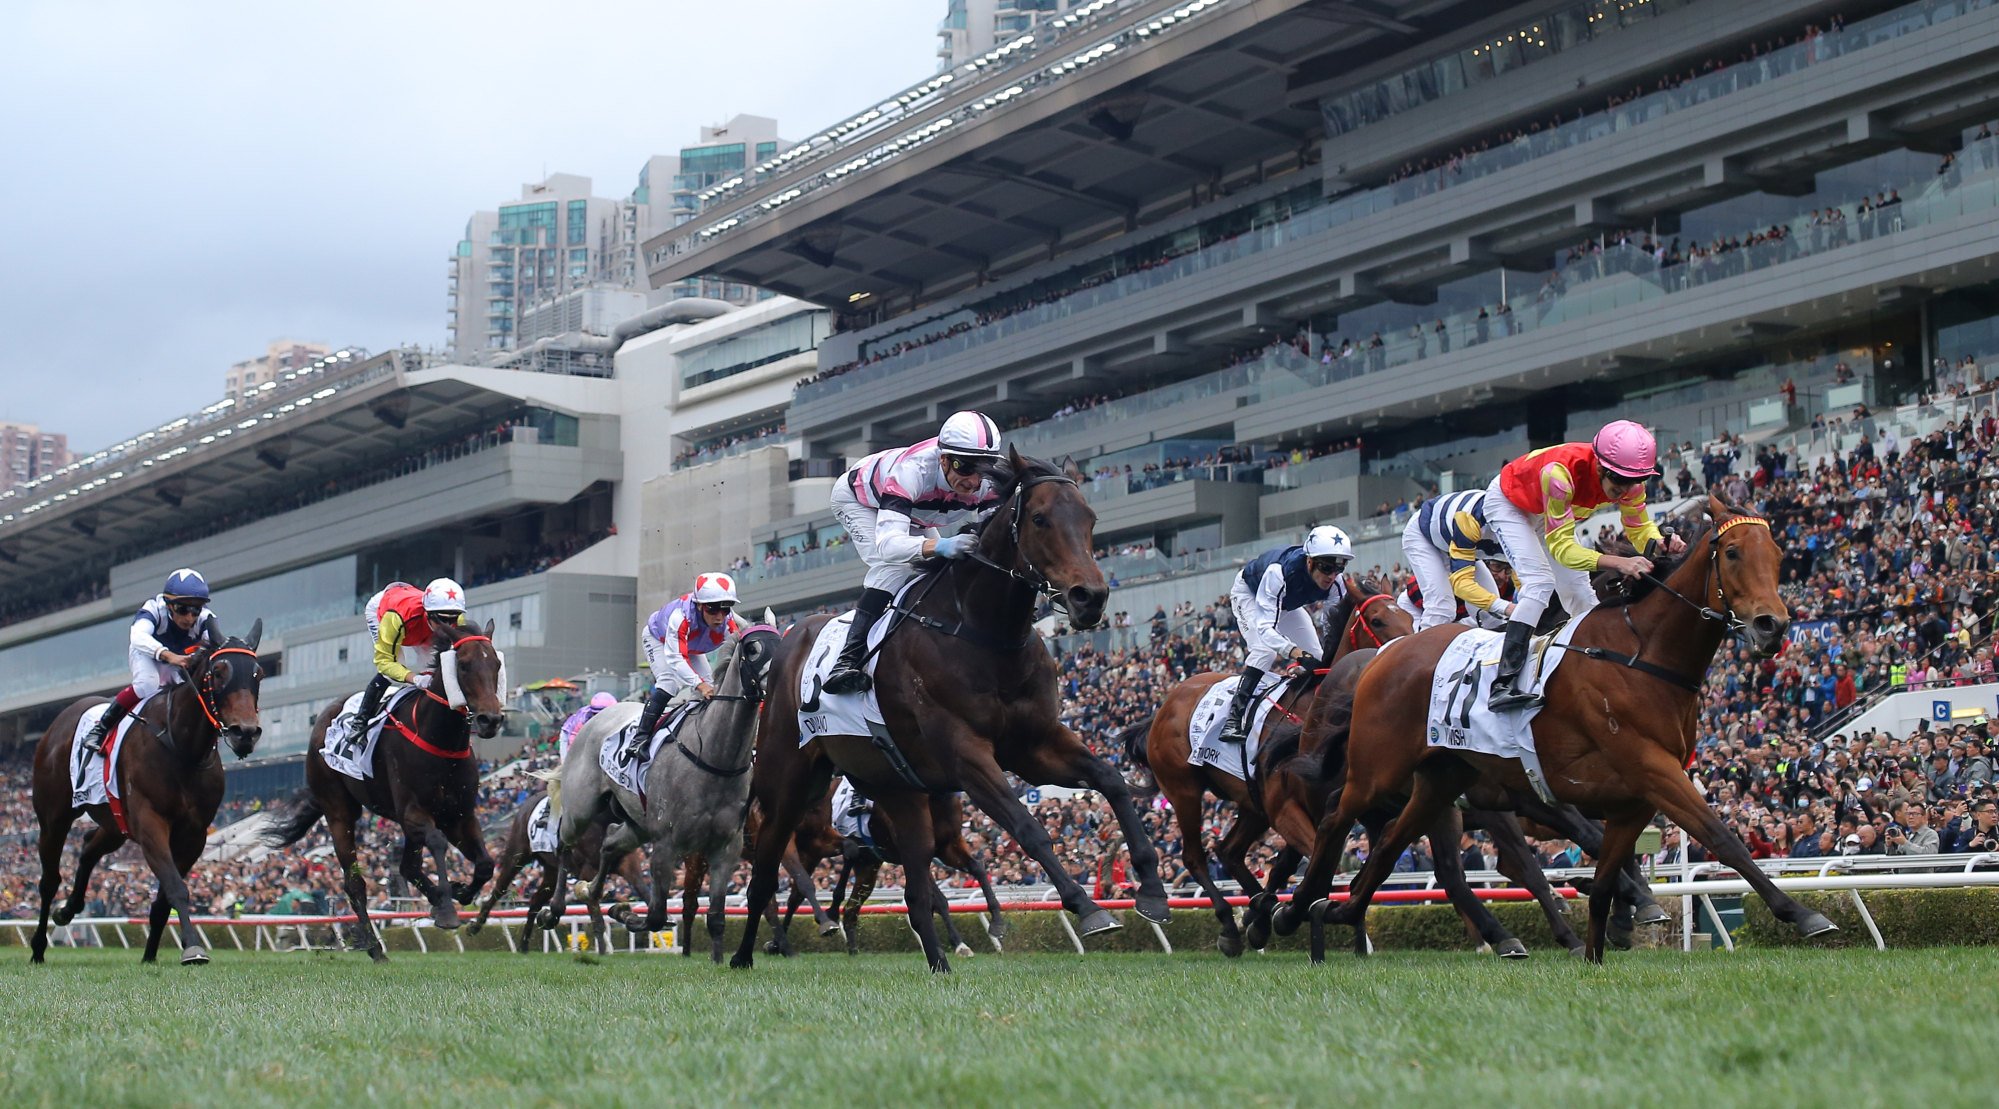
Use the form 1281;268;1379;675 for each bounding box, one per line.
1120;576;1406;956
823;789;1008;958
30;622;266;964
1275;494;1837;961
732;448;1167;973
681;798;844;959
544;622;781;963
464;789;645;953
261;620;507;961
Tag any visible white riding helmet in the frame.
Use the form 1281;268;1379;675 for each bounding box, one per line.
690;571;739;606
1303;525;1354;561
938;410;1003;459
423;578;467;614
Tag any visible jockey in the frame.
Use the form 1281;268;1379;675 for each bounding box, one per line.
629;572;744;758
81;568;220;754
559;691;619;762
1219;525;1353;744
346;578;467;732
1483;420;1685;709
1401;488;1516;633
821;410;1005;695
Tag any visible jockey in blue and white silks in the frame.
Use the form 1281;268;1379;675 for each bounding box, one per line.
821;410;1005;695
626;572;743;758
1218;527;1352;743
81;568;221;754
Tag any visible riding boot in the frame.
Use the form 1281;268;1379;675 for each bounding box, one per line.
1486;620;1543;711
80;701;130;756
823;587;892;695
347;673;391;735
1217;667;1264;744
628;686;671;758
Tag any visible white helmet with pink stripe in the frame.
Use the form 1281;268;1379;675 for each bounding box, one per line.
939;410;1002;459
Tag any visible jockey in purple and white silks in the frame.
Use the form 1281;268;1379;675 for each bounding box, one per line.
821;410;1006;695
625;572;744;758
559;691;619;763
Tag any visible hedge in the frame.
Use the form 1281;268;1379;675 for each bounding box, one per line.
1737;887;1999;948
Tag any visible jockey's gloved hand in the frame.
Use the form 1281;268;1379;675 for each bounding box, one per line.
934;534;976;560
410;673;433;690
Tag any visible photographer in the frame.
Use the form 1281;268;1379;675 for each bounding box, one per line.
1946;799;1999;853
1884;801;1940;856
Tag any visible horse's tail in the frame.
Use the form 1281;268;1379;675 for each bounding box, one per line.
1116;721;1158;799
257;788;325;848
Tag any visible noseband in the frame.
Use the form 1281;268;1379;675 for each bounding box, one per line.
1347;593;1396;651
1633;515;1770;636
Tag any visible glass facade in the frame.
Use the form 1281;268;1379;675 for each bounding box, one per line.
497;201;557;246
680;310;829;388
566;200;588;245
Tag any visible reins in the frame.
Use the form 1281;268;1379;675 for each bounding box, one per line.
668;624;777;780
1346;592;1396;652
891;470;1081;654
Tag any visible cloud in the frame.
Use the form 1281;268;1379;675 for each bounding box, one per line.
0;0;942;450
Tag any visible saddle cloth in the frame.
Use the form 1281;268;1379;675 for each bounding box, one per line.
1186;672;1293;782
598;702;698;800
321;686;421;782
830;777;874;840
69;699;150;810
796;607;894;746
527;796;559;854
1423;618;1583;802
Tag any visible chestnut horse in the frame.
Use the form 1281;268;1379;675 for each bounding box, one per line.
732;449;1166;973
261;619;508;961
1276;494;1837;961
30;622;266;964
1120;576;1407;956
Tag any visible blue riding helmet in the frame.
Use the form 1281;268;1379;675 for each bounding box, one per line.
163;567;210;601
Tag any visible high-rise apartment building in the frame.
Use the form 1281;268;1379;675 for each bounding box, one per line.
448;175;629;358
936;0;1080;70
0;422;70;492
665;115;788;304
225;339;333;404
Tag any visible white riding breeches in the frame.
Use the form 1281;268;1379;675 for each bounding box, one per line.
1229;579;1321;670
830;481;937;593
643;632;713;703
127;645;184;699
1482;474;1597;627
1400;514;1501;632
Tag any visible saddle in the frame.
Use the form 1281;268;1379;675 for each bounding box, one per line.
601;702;702;809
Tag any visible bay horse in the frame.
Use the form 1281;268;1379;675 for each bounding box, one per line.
544;623;781;962
464;789;644;953
1120;576;1405;956
30;621;266;964
823;789;1009;958
733;448;1166;973
261;619;507;961
1276;494;1837;961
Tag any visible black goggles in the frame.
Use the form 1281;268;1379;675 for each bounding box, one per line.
167;601;205;615
700;602;736;615
943;455;983;476
1309;557;1348;575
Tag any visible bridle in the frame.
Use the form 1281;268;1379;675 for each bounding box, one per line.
675;624;778;779
962;472;1083;613
1346;592;1397;651
392;632;498;759
1573;515;1773;694
189;645;261;735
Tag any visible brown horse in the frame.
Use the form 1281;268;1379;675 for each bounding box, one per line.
1120;576;1406;955
464;789;644;953
733;449;1164;973
261;619;507;961
30;622;266;964
822;788;1008;957
1276;494;1837;961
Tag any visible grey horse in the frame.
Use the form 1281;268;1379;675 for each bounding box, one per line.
543;619;780;962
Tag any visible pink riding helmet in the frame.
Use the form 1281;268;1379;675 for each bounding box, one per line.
589;691;618;710
1592;420;1660;480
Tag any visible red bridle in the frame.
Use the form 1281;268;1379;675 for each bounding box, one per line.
191;646;261;731
1346;593;1396;651
392;633;496;759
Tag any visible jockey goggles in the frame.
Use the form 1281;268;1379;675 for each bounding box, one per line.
699;601;736;615
942;454;983;476
167;600;204;615
1309;556;1349;575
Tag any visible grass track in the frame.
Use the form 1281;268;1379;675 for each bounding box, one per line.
3;947;1992;1106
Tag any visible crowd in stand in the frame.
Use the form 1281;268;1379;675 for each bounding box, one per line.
673;421;786;469
462;524;616;588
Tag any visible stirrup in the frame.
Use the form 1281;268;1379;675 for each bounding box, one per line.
824;667;872;695
1487;681;1542;711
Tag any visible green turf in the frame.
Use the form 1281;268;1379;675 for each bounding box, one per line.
3;946;1992;1107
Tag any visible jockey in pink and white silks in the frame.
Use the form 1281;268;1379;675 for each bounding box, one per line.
821;410;1006;695
626;572;744;758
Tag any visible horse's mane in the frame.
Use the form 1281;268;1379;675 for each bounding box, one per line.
989;451;1067;497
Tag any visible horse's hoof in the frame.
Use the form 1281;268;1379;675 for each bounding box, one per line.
1217;931;1244;959
180;946;210;966
535;908;558;930
1633;904;1671;927
1077;909;1121;937
1566;943;1587;958
729;953;754;970
1495;938;1530;960
985;918;1008;942
367;946;390;964
1134;893;1171;924
820;921;844;938
1608;922;1634;951
929;960;952;975
1271;903;1300;937
433;910;461;931
52;906;74;927
1798;912;1838;939
464;921;484;936
954;942;973;958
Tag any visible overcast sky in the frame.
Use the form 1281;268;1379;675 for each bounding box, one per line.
0;0;941;452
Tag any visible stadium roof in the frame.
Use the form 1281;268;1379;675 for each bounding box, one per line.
645;0;1477;307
